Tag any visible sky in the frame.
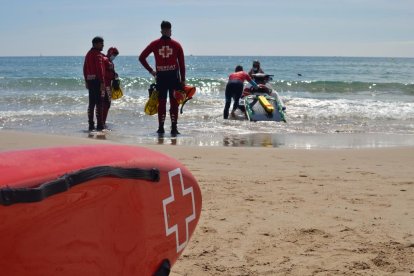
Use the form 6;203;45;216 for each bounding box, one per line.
0;0;413;57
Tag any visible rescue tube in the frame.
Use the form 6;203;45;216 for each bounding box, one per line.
111;87;123;100
145;83;159;115
111;78;123;100
173;85;196;114
0;145;202;276
258;95;274;113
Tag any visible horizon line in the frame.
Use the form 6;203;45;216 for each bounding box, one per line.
0;54;413;59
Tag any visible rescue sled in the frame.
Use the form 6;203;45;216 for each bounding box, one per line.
0;144;202;276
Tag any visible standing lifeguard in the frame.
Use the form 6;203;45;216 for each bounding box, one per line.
139;21;186;135
83;36;106;131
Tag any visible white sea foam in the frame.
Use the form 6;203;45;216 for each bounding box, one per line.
1;56;413;147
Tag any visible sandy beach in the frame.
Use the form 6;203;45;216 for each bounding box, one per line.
0;130;413;275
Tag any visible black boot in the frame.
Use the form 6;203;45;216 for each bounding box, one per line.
157;123;165;134
171;123;180;135
96;124;104;131
88;122;95;131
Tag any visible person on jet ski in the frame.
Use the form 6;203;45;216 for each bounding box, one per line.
248;60;264;77
224;65;258;119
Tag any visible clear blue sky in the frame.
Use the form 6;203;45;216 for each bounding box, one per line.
1;0;413;57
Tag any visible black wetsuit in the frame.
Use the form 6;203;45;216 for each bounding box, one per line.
156;70;181;125
87;79;104;130
224;80;244;119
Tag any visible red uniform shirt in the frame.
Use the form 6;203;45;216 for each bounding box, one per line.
139;37;185;82
103;56;116;87
83;48;106;83
228;71;253;83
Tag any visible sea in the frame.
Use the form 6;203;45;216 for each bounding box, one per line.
0;56;413;148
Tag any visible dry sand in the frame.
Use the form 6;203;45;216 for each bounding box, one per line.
1;131;413;275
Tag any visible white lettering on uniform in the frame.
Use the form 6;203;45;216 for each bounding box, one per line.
156;65;177;71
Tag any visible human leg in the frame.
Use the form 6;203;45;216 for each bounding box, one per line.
232;82;244;114
223;82;233;119
102;88;111;129
87;80;100;130
95;92;105;131
156;84;168;134
169;89;180;134
157;70;181;134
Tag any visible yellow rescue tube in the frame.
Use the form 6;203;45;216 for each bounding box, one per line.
111;87;123;100
258;95;274;113
145;90;159;115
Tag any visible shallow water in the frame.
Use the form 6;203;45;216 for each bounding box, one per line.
1;56;413;148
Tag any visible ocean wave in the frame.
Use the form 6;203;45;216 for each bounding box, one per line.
2;92;411;122
273;80;414;94
1;77;412;95
0;77;85;91
285;97;414;121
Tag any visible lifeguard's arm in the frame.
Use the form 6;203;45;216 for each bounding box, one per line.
96;54;106;91
139;42;156;75
83;59;88;89
83;59;87;81
177;43;185;83
249;80;258;88
245;73;258;88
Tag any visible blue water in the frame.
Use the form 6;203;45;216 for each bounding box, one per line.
0;56;413;148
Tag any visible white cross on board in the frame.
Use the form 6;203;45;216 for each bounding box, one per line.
159;45;173;58
162;168;196;253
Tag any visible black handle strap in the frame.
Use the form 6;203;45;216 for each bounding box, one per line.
180;97;193;114
0;166;160;206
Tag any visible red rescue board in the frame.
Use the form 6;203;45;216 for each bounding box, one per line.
0;145;202;276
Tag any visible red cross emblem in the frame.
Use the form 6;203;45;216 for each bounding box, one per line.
163;168;196;253
159;45;173;58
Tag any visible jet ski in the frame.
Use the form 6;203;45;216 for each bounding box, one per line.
240;73;286;122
